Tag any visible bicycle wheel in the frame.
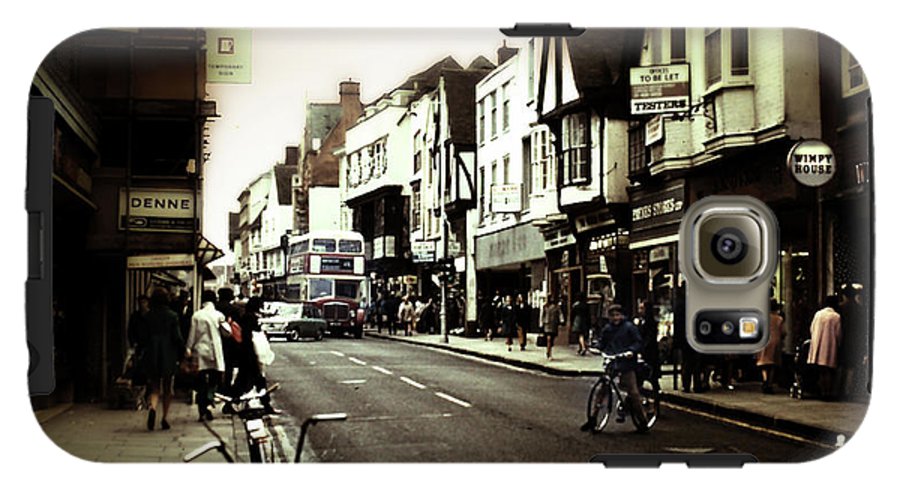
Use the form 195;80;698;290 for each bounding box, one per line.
631;376;660;431
586;378;612;433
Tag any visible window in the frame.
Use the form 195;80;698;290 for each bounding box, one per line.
338;239;362;254
503;154;510;184
670;28;686;62
705;28;750;88
411;182;422;230
561;113;589;184
312;238;336;253
522;137;531;211
628;121;649;176
413;151;422;174
527;39;535;101
502;82;510;132
531;127;554;192
478;165;486;223
478;100;485;144
705;29;722;86
309;279;333;299
490;91;498;139
335;281;359;300
843;49;868;96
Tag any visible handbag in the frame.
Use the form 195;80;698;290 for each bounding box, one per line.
179;354;199;376
252;331;275;366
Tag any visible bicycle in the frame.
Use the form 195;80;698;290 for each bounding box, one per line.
184;383;348;463
185;383;280;463
585;350;660;433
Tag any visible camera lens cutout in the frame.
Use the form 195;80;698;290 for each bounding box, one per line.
711;227;748;265
699;321;712;335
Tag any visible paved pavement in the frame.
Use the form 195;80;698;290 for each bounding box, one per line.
363;329;869;445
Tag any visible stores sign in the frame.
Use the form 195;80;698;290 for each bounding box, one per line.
119;188;197;233
630;64;691;115
412;240;436;263
788;140;836;187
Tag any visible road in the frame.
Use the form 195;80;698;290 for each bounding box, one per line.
265;337;831;463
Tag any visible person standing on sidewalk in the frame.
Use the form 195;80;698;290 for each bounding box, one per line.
838;283;867;399
635;300;660;389
234;297;277;414
757;299;784;394
516;293;531;351
808;294;842;400
499;295;518;352
479;295;495;340
142;288;183;431
399;296;416;336
186;290;227;422
542;296;562;360
571;293;590;356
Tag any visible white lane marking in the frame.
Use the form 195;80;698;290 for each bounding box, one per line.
330;351;345;357
348;357;367;366
340;379;367;385
399;376;427;390
371;366;393;375
434;392;472;408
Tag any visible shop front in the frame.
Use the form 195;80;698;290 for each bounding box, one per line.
475;221;547;336
628;179;686;342
541;222;578;345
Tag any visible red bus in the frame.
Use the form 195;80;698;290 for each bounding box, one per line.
285;230;367;338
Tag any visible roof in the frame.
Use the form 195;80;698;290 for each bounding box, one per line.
442;64;495;146
305;103;343;149
567;28;644;98
366;56;464;106
274;165;295;205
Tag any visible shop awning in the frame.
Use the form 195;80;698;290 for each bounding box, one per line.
196;234;225;267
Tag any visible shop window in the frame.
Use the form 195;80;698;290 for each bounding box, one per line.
561;112;589;184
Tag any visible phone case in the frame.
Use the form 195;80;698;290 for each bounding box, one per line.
27;26;872;465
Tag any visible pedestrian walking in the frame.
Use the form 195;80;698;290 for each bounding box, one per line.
376;292;386;333
215;288;239;395
757;299;784;394
234;297;277;414
571;293;590;355
479;296;495;340
186;290;227;422
499;295;517;352
399;296;415;336
636;300;661;388
542;296;562;360
141;288;184;431
808;294;842;400
838;283;867;399
515;293;531;351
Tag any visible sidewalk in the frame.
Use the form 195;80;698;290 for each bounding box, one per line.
36;396;289;463
364;329;869;446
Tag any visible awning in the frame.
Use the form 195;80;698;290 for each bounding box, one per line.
196;234;226;267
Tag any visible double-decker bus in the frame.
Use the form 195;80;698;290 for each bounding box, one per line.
285;230;367;338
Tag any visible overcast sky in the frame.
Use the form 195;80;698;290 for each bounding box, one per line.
203;29;521;261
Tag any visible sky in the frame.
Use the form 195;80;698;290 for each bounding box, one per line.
203;29;523;261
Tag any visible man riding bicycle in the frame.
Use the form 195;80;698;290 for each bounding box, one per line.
580;304;650;433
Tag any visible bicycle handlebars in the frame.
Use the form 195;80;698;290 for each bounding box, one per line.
214;383;281;405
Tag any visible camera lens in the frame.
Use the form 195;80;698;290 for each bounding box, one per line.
711;227;748;265
699;321;712;335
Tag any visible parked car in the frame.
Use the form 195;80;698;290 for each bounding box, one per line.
259;302;327;342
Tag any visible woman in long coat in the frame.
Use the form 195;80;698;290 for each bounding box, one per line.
542;296;562;360
571;293;590;356
808;295;842;400
141;288;183;431
499;295;518;352
757;300;784;394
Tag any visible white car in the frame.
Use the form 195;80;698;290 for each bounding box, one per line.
259;302;327;342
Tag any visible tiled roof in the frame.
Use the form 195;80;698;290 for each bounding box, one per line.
442;62;495;146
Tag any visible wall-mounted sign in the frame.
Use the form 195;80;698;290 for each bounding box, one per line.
127;253;194;269
630;64;691;115
119;188;197;233
412;240;436;263
373;237;384;260
787;139;836;187
206;29;252;84
646;115;664;146
491;184;522;213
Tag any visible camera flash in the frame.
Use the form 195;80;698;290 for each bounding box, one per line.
739;317;759;338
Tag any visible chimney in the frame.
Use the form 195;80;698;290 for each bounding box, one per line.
285;146;299;166
339;80;363;125
497;40;517;65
